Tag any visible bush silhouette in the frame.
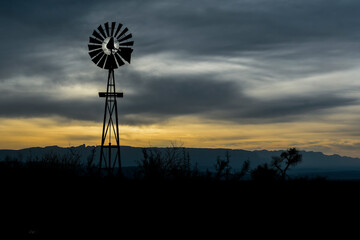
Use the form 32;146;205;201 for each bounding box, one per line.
251;163;278;181
0;149;83;178
250;148;302;181
137;145;193;181
214;151;250;181
0;146;306;183
214;151;232;180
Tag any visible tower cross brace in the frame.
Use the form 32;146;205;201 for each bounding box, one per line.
99;68;122;175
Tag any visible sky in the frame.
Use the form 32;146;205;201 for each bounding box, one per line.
1;0;360;157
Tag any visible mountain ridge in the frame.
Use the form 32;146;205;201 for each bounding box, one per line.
1;144;360;180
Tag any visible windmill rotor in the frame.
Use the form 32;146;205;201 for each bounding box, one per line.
88;22;134;69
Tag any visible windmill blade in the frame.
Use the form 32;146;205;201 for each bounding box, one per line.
97;54;107;68
89;48;102;58
92;30;104;41
88;44;102;51
89;37;102;44
104;22;110;37
118;48;133;63
118;33;132;43
89;48;103;59
111;22;116;36
115;52;125;67
92;52;104;64
114;23;123;38
97;25;107;39
117;27;128;39
104;54;118;69
119;41;134;47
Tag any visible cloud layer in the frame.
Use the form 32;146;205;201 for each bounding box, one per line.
2;0;360;154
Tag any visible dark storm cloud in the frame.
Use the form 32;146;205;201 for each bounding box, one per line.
4;0;359;63
128;0;360;55
219;94;358;123
0;0;93;81
1;0;360;125
0;90;102;122
0;73;356;125
120;74;358;124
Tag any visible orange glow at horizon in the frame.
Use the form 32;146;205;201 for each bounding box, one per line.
1;116;360;158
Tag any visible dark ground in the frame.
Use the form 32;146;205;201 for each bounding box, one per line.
2;175;360;239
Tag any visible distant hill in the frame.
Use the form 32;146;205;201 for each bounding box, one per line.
1;144;360;180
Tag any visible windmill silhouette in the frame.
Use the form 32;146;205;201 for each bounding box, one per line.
88;22;134;175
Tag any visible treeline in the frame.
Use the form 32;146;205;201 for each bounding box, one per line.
0;145;317;182
136;146;309;182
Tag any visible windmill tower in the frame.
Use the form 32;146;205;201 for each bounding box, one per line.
87;22;134;175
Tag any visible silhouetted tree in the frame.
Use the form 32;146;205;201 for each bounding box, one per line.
25;152;82;177
233;160;250;181
192;161;200;178
86;146;97;176
214;151;232;180
3;156;22;168
0;156;23;177
271;148;302;181
137;144;194;181
250;163;278;181
164;142;192;179
138;148;165;180
214;151;250;181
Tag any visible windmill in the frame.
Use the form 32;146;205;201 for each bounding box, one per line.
88;22;134;175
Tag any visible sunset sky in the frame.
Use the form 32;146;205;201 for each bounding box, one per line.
1;0;360;157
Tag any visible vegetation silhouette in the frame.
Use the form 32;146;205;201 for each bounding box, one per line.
250;148;302;181
213;150;250;181
136;144;193;181
271;147;302;180
2;145;357;239
251;163;279;181
0;146;312;183
134;146;252;184
0;148;83;178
